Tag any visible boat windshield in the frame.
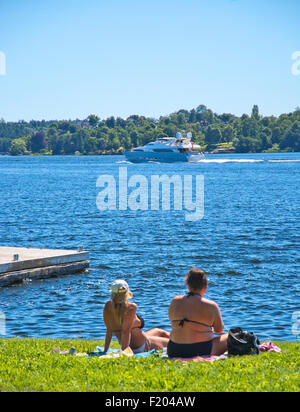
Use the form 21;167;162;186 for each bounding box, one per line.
157;138;174;144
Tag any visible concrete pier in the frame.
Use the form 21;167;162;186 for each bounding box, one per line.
0;247;89;287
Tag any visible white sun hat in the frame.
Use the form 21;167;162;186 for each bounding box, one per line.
110;279;130;294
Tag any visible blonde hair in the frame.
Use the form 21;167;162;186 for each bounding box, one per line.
111;290;133;327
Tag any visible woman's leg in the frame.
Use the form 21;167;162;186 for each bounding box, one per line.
145;328;170;339
146;335;169;350
211;333;228;356
143;328;170;350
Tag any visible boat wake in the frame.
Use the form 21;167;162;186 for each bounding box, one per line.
189;158;300;164
267;159;300;163
117;158;300;165
189;158;264;164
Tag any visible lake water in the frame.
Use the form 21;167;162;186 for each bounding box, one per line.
0;153;299;341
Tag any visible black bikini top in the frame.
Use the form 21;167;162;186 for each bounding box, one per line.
186;291;201;298
136;314;145;329
171;292;212;330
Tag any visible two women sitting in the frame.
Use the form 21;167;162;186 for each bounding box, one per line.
103;268;228;357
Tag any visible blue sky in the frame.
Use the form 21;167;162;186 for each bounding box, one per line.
0;0;299;121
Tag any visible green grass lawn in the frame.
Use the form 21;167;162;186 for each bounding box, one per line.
0;339;299;392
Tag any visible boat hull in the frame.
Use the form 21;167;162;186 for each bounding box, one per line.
124;151;204;163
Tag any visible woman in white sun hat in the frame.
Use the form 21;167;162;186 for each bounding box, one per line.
103;279;170;354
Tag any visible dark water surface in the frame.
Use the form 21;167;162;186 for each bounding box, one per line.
0;153;299;341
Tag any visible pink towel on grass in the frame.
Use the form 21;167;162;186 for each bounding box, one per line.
170;355;225;362
259;342;282;353
170;342;281;362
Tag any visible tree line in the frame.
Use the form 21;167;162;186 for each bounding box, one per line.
0;105;300;155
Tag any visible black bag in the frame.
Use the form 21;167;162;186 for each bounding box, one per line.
227;327;260;356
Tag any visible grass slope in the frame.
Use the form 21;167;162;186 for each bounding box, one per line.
0;339;299;392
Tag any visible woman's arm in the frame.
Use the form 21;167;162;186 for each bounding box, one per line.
212;303;224;335
104;328;113;352
120;304;137;351
103;301;112;352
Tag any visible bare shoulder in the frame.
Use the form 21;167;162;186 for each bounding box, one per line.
169;295;184;310
171;295;184;302
125;302;137;313
202;297;220;311
104;300;112;311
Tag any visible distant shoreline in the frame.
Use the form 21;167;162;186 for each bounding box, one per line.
1;150;298;157
2;106;300;156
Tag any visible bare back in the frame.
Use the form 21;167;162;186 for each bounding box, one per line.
103;300;146;349
168;294;224;344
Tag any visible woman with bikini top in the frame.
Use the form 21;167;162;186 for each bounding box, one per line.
103;279;170;354
168;268;228;358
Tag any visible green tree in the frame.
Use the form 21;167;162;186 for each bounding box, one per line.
205;125;222;147
235;136;261;153
196;105;207;114
271;127;282;144
87;114;100;128
47;128;62;155
9;138;27;155
202;109;214;124
189;109;197;123
162;124;177;137
58;121;71;133
251;105;260;120
241;116;260;138
30;132;47;153
193;131;205;146
0;138;10;153
280;121;300;151
106;117;116;128
84;135;98;153
222;125;235;142
111;136;121;150
260;127;272;151
72;130;86;153
62;133;75;154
